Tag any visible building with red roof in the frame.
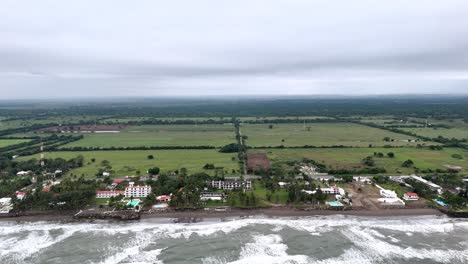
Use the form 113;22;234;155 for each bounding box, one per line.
403;192;419;201
15;191;26;200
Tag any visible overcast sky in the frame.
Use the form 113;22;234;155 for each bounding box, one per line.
1;0;468;99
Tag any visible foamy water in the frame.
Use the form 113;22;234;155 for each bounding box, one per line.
0;215;467;264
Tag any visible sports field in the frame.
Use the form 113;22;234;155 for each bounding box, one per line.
62;124;236;148
263;147;468;174
20;149;240;178
0;139;31;147
401;127;468;140
241;123;422;147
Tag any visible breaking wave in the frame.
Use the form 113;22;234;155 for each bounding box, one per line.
0;215;467;264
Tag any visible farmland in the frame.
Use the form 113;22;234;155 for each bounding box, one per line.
241;123;423;147
401;127;468;140
263;147;468;174
61;124;236;148
0;139;31;147
19;149;240;178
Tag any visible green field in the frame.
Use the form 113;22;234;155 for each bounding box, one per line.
20;149;240;178
0;139;31;147
402;127;468;140
263;147;468;174
241;123;423;147
0;116;102;131
62;124;236;148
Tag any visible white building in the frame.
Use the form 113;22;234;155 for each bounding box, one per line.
209;180;252;190
200;192;224;201
380;189;397;198
156;194;171;202
96;190;125;198
124;183;152;198
410;175;443;194
0;198;13;214
302;186;345;196
15;191;26;200
403;192;419;201
16;171;31;176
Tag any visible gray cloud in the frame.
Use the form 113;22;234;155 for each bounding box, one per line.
1;0;468;98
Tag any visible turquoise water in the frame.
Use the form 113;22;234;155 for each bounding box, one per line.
433;199;448;206
328;201;344;206
127;200;139;207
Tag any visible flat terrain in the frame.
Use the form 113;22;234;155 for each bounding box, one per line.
0;138;31;147
20;149;240;177
402;127;468;140
61;124;236;148
242;123;422;147
263;147;468;174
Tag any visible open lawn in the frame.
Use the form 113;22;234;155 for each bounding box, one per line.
263;147;468;174
401;127;468;140
20;149;240;178
0;138;31;147
241;123;423;147
61;124;236;148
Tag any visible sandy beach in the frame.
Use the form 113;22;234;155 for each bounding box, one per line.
0;207;445;223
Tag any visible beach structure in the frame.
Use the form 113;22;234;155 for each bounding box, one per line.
410;175;443;194
124;183;152;198
96;190;125;198
208;180;252;190
16;170;32;176
200;192;224;201
353;176;372;185
403;192;419;201
379;189;397;198
15;191;26;200
156;194;172;202
302;185;345;196
0;198;13;214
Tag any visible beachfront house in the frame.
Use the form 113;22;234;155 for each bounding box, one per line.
156;194;172;202
403;192;419;201
410;175;443;194
96;190;125;198
380;189;397;198
200;192;224;201
124;183;152;198
15;191;26;200
208;180;252;190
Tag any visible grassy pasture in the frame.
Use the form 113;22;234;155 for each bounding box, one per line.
242;123;422;147
61;124;236;148
263;147;468;174
0;116;101;131
401;127;468;140
0;139;31;147
20;149;240;178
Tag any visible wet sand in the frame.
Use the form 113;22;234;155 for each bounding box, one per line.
0;208;444;222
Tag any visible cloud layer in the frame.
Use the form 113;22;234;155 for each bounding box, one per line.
1;0;468;98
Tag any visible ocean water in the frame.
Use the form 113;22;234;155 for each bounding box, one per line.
0;215;467;264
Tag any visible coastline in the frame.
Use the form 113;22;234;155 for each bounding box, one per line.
0;208;445;223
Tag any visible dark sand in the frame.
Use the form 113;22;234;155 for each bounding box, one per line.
0;208;444;223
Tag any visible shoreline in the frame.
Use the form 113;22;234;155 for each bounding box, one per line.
0;208;446;223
